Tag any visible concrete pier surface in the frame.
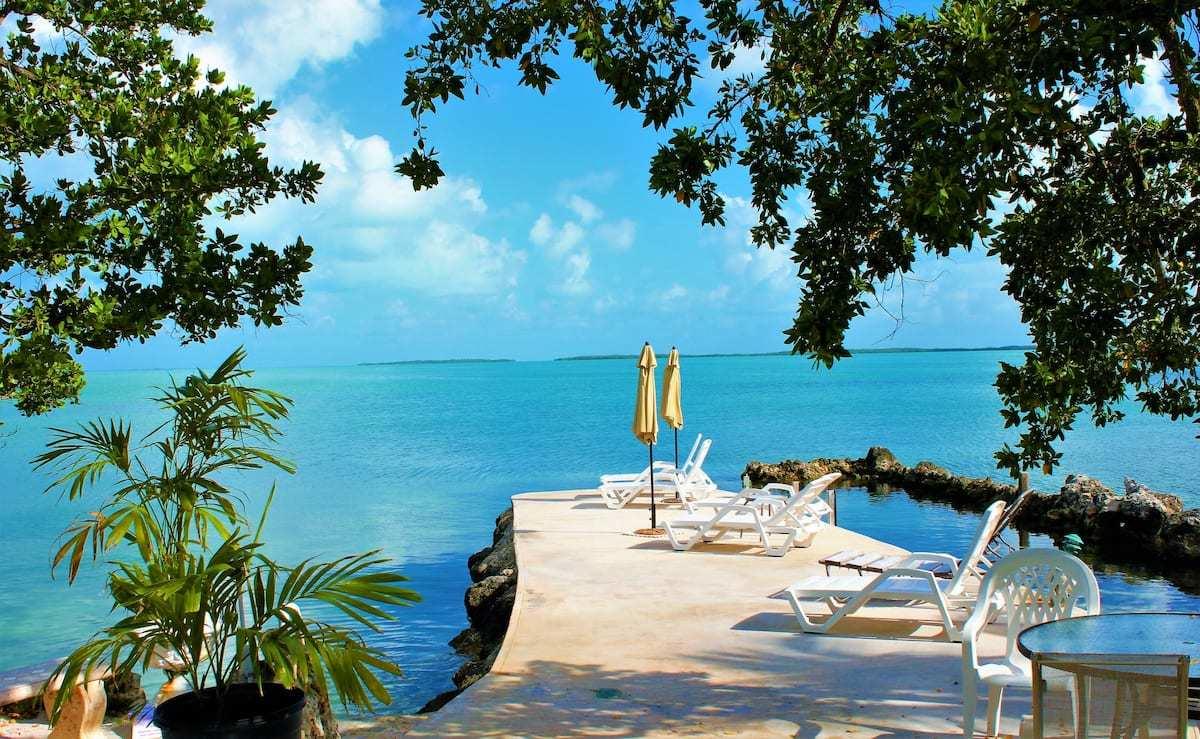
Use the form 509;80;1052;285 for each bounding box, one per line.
412;490;1020;738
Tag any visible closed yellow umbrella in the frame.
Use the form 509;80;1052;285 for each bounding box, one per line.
632;342;660;528
660;346;683;468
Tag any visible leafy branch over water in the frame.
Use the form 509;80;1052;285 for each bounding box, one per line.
397;0;1200;475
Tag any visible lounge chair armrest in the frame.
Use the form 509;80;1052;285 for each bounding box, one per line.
692;499;740;509
719;504;760;513
708;503;762;520
897;552;960;569
742;491;792;503
760;483;795;495
876;567;941;580
600;471;648;483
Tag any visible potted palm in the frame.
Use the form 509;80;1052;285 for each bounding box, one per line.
35;349;419;738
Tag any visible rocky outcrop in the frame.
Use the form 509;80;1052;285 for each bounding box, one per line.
419;507;517;713
746;448;1200;586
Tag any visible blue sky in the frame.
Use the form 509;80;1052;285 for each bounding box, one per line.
51;1;1176;369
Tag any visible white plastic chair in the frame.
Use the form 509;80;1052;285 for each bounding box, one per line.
960;547;1101;738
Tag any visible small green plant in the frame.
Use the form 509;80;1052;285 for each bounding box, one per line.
34;349;418;720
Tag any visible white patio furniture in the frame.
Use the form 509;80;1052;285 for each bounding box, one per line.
600;433;703;487
598;437;716;509
782;500;1006;641
663;473;841;556
960;547;1101;738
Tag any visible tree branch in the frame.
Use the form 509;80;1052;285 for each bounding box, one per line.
1157;17;1200;133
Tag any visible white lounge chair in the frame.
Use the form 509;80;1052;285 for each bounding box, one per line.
599;433;704;487
598;438;715;509
819;488;1034;580
754;481;835;525
782;500;1006;641
960;547;1100;738
694;473;840;519
664;473;841;556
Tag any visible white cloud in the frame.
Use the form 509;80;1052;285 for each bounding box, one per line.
329;221;525;297
214;100;513;300
530;214;554;246
528;214;585;258
261;106;486;225
717;195;796;292
702;41;771;90
174;0;385;97
566;195;602;223
560;252;592;295
657;283;689;308
527;212;596;295
593;294;617;313
596;218;636;251
707;284;731;302
556;170;618;195
554;222;585;257
386;299;418;328
1130;54;1180;119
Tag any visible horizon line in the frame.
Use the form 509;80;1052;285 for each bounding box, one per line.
83;344;1034;374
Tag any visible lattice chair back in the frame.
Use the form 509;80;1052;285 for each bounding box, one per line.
1031;652;1191;738
987;548;1101;665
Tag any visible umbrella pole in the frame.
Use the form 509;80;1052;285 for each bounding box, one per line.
649;442;657;529
674;428;679;469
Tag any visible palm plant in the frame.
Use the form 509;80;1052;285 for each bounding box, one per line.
34;349;419;722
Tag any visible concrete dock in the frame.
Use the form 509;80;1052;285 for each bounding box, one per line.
412;490;1023;737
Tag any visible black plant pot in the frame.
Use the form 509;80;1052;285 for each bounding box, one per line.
153;682;306;739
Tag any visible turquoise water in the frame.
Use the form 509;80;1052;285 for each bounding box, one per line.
1;350;1198;712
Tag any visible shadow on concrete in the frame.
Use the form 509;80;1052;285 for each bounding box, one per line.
416;654;973;737
732;610;958;641
626;539;771;556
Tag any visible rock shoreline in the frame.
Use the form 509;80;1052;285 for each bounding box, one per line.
745;446;1200;589
419;508;517;713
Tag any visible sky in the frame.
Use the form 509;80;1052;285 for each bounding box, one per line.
22;1;1184;369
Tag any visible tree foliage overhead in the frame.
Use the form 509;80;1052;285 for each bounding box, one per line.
1;1;322;418
399;0;1200;474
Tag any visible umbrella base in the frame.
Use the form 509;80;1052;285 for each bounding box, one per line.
633;527;666;537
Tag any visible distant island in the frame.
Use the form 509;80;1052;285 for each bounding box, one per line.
554;345;1033;361
360;358;516;366
356;346;1034;365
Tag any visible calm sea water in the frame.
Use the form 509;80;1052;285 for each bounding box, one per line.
1;350;1198;713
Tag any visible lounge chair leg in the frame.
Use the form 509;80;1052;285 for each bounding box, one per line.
665;523;701;551
784;590;836;633
934;596;963;642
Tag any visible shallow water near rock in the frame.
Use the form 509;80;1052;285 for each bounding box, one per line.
1;350;1197;713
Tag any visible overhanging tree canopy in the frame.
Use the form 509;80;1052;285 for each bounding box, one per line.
1;1;322;418
399;0;1200;474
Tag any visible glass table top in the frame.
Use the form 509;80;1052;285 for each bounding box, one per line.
1018;612;1200;677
